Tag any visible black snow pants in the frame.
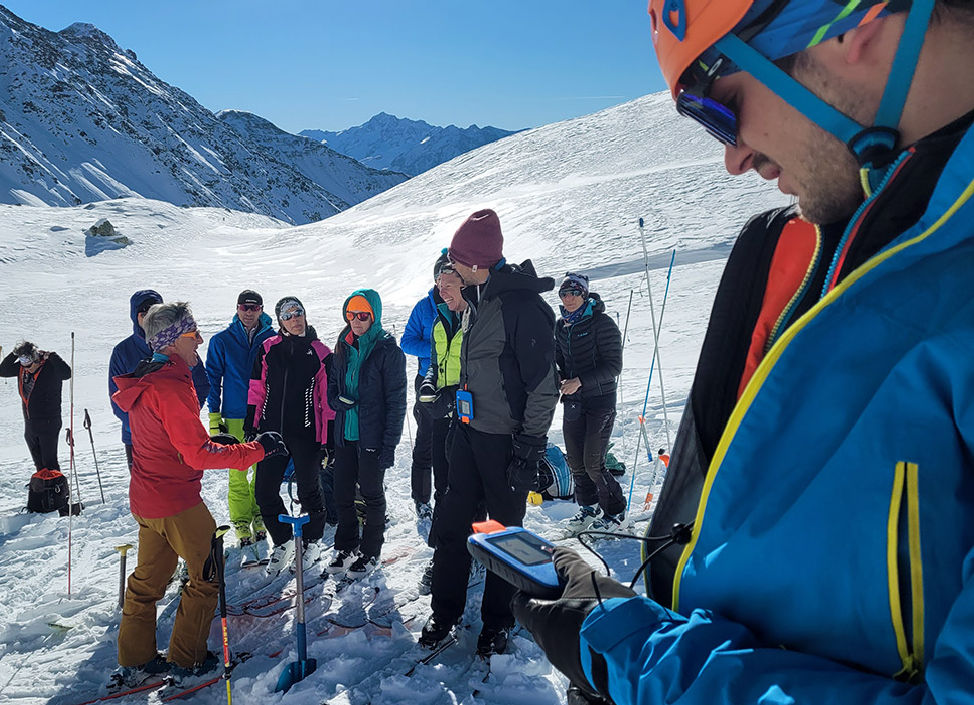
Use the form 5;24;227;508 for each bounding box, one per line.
255;436;327;545
563;399;626;516
334;442;386;559
25;418;61;471
410;375;435;504
431;424;527;629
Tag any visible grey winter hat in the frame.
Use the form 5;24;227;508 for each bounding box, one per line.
275;296;305;322
559;272;589;297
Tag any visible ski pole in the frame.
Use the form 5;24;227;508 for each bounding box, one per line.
618;289;634;408
83;409;106;504
115;544;133;609
211;526;233;705
68;332;75;597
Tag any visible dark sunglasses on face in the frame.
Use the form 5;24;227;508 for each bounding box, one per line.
346;311;372;322
237;304;262;312
676;90;738;147
280;308;304;321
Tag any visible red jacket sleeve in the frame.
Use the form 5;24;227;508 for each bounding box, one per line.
159;374;265;470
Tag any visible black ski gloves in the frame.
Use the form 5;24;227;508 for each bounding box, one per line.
255;431;287;459
209;433;239;446
507;433;547;492
511;546;635;703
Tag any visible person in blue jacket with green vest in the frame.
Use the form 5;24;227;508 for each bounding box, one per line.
513;2;974;704
206;290;276;547
325;289;407;580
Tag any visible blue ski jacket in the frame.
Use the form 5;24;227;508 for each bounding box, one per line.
108;290;210;444
206;312;275;419
400;288;437;376
577;125;974;704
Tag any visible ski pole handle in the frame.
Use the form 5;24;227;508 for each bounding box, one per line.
84;408;92;431
115;544;133;609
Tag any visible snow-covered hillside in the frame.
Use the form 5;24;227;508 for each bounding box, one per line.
217;111;409;209
302;113;518;176
0;6;401;224
0;91;788;704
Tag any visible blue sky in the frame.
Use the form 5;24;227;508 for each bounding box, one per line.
4;1;666;133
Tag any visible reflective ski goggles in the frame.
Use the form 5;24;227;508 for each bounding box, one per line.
280;308;304;321
676;90;738;147
559;286;586;298
345;311;372;322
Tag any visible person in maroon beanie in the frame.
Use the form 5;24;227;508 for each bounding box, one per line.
421;208;560;657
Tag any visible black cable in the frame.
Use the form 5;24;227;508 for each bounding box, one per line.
576;522;694;590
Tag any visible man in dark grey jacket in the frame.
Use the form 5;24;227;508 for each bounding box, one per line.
422;209;560;657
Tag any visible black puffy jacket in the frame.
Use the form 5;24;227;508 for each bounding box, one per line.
328;331;407;469
555;292;622;404
0;351;71;422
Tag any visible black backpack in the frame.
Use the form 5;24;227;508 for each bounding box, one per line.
27;468;69;514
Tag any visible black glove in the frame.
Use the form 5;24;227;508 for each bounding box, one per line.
209;433;239;446
243;428;257;442
511;547;635;702
506;434;547;492
255;431;287;459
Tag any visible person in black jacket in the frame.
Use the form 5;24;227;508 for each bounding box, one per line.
245;296;335;578
422;209;559;657
555;273;627;535
0;341;71;472
325;289;407;580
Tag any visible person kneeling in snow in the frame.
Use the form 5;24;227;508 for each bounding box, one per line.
111;302;285;688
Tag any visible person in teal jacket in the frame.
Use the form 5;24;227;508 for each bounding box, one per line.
514;2;974;704
205;290;276;546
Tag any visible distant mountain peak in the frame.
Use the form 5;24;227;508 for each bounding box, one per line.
300;114;520;176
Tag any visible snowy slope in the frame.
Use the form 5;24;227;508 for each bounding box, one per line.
0;7;400;224
217;111;409;209
302;113;518;176
0;92;788;704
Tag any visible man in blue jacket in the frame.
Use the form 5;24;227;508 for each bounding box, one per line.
206;290;276;547
514;2;974;704
109;290;209;469
399;254;444;521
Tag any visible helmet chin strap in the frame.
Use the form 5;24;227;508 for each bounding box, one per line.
715;0;935;189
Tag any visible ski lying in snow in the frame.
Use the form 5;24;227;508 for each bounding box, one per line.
240;558;269;569
72;677;168;705
159;652;252;702
405;630;460;676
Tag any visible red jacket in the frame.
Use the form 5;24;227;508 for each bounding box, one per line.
112;355;265;519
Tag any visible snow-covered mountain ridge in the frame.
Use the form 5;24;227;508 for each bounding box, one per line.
301;112;518;176
0;5;403;224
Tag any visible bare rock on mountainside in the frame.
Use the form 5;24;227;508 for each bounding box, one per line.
83;217;131;256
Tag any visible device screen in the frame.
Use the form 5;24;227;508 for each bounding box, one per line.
459;399;471;413
487;532;554;567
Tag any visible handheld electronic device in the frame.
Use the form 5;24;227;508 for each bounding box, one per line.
467;521;563;598
456;389;474;424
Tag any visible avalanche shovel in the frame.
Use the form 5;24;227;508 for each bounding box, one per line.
275;514;316;693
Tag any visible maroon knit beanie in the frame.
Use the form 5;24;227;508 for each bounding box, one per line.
448;209;504;268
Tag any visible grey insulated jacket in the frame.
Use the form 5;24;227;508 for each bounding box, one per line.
458;260;559;438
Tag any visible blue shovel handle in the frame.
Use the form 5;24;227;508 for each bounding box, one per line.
279;513;310;539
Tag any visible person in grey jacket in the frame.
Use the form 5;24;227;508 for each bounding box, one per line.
422;209;559;657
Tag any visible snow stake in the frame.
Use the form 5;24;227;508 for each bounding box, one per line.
83;409;106;504
115;544;133;609
275;514;316;693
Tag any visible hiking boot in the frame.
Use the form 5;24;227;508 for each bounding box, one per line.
346;554;378;579
168;652;219;689
114;654;169;688
476;625;510;656
324;549;357;575
414;501;433;521
418;558;433;595
590;511;630;534
566;505;602;535
232;520;252;544
419;614;458;648
299;538;321;572
265;539;295;578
